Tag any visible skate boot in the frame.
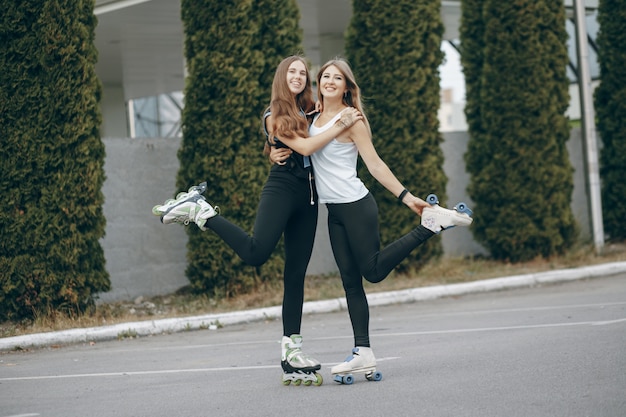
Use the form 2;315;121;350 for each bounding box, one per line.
152;182;208;217
152;184;219;231
280;335;323;386
332;346;382;385
421;193;473;234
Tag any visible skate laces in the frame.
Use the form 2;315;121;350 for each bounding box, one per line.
169;202;198;225
284;336;318;367
288;348;318;367
286;340;304;361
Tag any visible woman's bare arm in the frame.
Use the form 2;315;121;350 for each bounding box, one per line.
350;122;430;215
268;108;361;156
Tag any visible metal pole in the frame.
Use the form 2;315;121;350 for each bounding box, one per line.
573;0;604;253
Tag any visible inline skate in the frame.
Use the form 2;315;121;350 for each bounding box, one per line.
281;335;323;386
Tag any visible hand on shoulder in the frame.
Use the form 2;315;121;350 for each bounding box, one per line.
335;107;362;129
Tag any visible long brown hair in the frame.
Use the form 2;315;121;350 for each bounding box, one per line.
267;56;315;143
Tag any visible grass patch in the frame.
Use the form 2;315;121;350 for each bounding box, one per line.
2;242;625;339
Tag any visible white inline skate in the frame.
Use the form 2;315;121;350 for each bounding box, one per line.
421;193;473;234
281;335;323;386
152;182;219;230
332;346;382;385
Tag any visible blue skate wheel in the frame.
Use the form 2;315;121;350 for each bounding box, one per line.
372;371;382;381
426;194;439;205
344;374;354;385
454;202;473;216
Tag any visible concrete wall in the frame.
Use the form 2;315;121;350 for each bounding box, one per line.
100;138;188;302
99;129;592;302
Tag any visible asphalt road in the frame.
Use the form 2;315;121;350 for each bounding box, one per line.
1;273;625;417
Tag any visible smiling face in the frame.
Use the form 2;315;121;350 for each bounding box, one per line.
286;60;308;96
318;64;347;101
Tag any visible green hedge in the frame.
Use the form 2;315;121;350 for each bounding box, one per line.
178;0;303;296
595;0;626;241
0;0;109;321
462;0;577;261
345;0;446;271
459;0;486;153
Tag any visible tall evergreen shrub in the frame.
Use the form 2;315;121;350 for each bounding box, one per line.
251;0;304;110
345;0;446;270
462;0;577;261
0;0;109;321
178;0;303;296
595;0;626;241
460;0;487;168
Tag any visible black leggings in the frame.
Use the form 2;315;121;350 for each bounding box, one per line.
326;193;433;347
204;170;317;337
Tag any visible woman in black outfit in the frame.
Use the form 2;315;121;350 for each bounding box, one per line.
153;55;361;386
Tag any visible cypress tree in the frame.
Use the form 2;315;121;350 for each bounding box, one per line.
463;0;577;261
595;0;626;241
0;0;109;321
344;0;446;271
178;0;303;296
460;0;488;175
251;0;304;110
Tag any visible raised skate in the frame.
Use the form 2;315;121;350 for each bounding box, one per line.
151;182;208;216
151;182;219;230
421;193;473;234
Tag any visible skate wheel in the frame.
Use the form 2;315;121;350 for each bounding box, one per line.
314;373;323;386
333;374;354;384
366;371;383;381
282;379;291;386
426;194;439;205
152;205;163;216
454;202;473;216
303;380;312;386
176;192;187;199
293;379;302;386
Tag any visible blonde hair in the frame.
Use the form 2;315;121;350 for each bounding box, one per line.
317;57;370;133
267;55;315;142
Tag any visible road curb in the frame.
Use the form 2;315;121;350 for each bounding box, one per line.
2;261;625;351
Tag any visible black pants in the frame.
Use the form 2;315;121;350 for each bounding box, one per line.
205;170;317;337
326;193;433;347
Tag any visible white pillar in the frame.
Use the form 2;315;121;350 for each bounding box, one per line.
573;0;604;253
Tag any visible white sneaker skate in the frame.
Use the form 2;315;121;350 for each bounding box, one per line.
421;194;473;234
332;346;382;384
281;335;323;386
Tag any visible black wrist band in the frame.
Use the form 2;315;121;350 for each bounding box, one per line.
398;188;409;202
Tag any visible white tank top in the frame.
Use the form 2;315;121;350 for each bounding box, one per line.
309;113;369;204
